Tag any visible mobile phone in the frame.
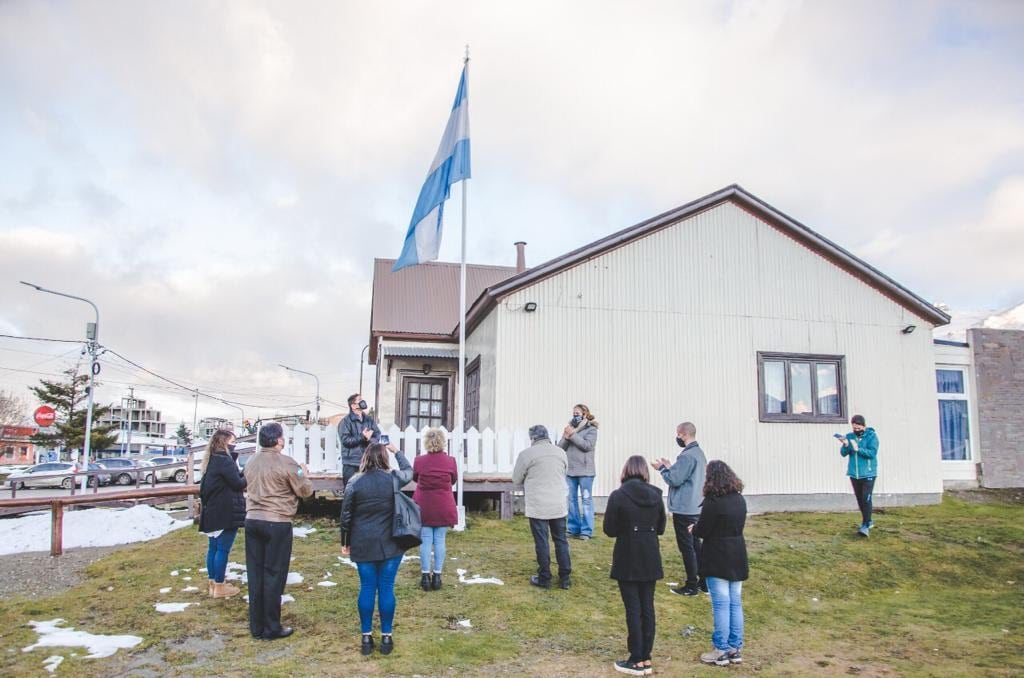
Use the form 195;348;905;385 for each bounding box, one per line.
379;434;390;445
833;433;844;440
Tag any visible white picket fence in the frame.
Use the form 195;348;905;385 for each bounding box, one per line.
272;423;558;475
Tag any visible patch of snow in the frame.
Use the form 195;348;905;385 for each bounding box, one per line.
182;577;192;581
181;586;199;593
159;587;171;594
458;619;472;628
293;526;317;538
199;567;207;573
23;619;142;658
456;568;504;586
336;556;358;569
43;655;64;673
317;581;337;587
281;594;295;604
666;582;679;587
224;562;247;583
170;571;179;577
154;603;196;613
182;568;192;572
286;572;304;585
402;554;419;562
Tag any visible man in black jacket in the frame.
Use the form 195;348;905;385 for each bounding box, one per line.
339;393;380;486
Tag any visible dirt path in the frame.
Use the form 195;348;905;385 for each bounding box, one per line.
0;545;125;599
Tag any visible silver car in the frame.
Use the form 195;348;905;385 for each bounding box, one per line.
7;462;95;490
147;456;191;483
96;458;155;485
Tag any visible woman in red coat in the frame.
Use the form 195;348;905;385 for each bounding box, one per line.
413;428;458;591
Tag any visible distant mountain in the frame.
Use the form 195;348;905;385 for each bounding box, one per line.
934;302;1024;342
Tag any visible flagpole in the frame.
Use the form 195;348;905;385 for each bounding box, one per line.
455;45;469;532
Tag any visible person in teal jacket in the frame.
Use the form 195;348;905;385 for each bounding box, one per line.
835;414;878;537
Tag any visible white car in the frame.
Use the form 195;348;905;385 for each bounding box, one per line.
7;462;98;490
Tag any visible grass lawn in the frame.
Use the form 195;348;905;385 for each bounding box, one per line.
1;491;1022;676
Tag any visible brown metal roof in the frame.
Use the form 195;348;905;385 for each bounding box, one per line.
370;258;516;363
464;184;951;333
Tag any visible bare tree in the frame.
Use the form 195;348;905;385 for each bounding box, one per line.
0;389;28;427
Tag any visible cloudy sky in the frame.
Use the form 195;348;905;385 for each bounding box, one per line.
1;1;1022;427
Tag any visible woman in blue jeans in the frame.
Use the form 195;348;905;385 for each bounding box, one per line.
340;442;413;656
198;429;245;598
692;460;748;666
557;404;599;539
413;428;458;591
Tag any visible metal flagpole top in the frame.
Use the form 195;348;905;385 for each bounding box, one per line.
464;44;469;63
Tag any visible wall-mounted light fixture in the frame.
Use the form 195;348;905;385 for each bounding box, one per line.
422;363;432;375
901;325;917;335
524;302;538;312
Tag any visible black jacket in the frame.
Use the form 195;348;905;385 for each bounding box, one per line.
603;478;666;582
339;452;413;562
693;492;749;581
199;452;247;533
338;412;381;467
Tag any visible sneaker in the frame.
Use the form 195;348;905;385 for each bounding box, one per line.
613;659;646;676
700;648;731;666
642;661;654;675
360;634;374;656
380;634;394;655
866;520;874;529
697;578;709;594
727;648;742;664
671;585;699;596
529;575;551;589
579;534;592;541
857;525;870;537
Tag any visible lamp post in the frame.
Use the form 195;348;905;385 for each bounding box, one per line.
20;281;99;492
358;344;369;396
279;364;320;424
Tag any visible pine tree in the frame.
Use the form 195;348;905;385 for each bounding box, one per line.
175;423;193;446
29;367;118;454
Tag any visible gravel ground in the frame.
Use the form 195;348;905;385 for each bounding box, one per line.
0;545;126;599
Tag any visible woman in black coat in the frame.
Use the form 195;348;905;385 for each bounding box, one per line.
198;430;246;599
340;443;413;656
603;455;666;677
693;460;748;667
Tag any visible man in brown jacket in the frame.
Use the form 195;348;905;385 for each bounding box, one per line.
244;422;313;640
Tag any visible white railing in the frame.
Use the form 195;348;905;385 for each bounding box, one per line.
273;423;558;475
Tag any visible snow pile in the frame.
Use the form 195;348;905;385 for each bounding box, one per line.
224;562;247;583
0;506;191;555
336;556;358;569
317;581;337;587
286;572;304;585
159;587;172;594
23;619;142;658
456;568;504;586
458;619;473;628
154;603;196;613
293;526;317;538
181;586;199;593
43;655;64;673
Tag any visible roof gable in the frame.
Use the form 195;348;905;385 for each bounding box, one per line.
464;185;950;332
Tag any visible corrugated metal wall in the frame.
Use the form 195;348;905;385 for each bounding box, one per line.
487;202;942;499
466;311;498;430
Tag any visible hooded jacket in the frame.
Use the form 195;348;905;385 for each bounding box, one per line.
693;491;749;581
557;419;599;477
841;427;879;479
603;478;666;581
338;412;381;467
198;452;247;533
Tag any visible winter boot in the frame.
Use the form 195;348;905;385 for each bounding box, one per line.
211;581;241;598
421;573;431;591
431;573;442;590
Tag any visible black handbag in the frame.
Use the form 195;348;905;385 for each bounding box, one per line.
392;473;422;550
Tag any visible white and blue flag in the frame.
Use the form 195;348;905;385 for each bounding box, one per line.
393;65;471;271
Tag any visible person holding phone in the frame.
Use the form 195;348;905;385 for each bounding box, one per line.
339;393;381;489
836;414;879;537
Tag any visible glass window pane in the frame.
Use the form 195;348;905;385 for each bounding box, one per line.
938;400;970;460
936;369;965;394
419;401;430;415
816;363;840;415
430;402;442;416
432;384;443;400
790;363;813;414
407;381;417;396
407;401;417;416
408;417;419;429
430;418;441;428
419;384;430;399
763;361;787;414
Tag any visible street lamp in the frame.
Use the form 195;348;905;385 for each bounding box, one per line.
359;344;369;396
20;281;99;492
278;364;320;424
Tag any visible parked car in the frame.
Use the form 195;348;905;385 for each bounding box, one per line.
6;462;96;490
87;463;112;486
147;456;191;483
96;458;155;485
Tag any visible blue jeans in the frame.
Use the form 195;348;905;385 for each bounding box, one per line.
420;526;448;573
205;528;237;583
566;475;595;537
706;576;744;651
356;555;403;634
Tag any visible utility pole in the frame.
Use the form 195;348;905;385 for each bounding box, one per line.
124;386;134;457
278;364;320;424
192;388;199;437
359;344;369;396
21;281;99;492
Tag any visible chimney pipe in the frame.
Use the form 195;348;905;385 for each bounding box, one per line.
514;241;527;274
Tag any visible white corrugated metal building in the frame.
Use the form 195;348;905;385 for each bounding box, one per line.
372;185;953;510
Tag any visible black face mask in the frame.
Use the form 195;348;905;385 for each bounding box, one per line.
227;444;236;453
676;437;686;448
570;415;582;427
357;400;368;411
854;430;864;438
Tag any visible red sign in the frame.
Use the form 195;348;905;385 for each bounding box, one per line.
34;406;56;427
1;426;35;439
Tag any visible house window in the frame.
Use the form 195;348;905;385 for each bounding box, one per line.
464;357;480;431
404;378;447;430
936;367;970;461
757;352;846;423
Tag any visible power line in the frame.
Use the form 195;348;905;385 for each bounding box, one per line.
0;334;85;344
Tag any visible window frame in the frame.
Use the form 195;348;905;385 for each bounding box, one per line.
935;365;972;462
464;356;481;431
756;352;848;424
397;374;451;431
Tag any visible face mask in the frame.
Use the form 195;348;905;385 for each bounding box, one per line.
570;415;582;427
676;437;686;448
357;400;368;411
854;430;864;438
227;444;236;453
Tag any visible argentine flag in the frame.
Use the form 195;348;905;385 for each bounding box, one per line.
393;65;471;271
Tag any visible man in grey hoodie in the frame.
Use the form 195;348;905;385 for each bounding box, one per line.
513;425;572;590
652;421;707;596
